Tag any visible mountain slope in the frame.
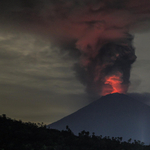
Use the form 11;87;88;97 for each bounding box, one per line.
48;93;150;144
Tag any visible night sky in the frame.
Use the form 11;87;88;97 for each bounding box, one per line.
0;0;150;124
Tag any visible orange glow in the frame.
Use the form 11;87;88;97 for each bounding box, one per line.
102;72;126;96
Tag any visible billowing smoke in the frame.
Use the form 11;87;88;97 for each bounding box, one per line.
0;0;150;96
74;36;136;95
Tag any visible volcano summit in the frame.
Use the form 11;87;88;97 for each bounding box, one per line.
48;93;150;144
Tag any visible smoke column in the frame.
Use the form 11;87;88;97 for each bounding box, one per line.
0;0;150;96
75;37;136;95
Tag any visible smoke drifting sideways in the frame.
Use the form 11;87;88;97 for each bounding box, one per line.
0;0;150;96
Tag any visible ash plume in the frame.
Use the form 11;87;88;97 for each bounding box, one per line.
74;36;136;95
0;0;150;96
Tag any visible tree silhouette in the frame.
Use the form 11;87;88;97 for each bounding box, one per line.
0;114;150;150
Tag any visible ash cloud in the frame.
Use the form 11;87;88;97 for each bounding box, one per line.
0;0;150;95
75;35;136;95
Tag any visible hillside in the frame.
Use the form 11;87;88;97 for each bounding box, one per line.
1;114;150;150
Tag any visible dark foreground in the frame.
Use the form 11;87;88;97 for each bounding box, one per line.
0;114;150;150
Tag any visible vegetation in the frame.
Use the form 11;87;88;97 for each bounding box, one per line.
0;114;150;150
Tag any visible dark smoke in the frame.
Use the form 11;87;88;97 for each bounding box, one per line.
74;34;136;95
0;0;150;96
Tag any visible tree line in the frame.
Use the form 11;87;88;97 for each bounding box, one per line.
0;114;150;150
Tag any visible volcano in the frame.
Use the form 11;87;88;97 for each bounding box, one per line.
48;93;150;144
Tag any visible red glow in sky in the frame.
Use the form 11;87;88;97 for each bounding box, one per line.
102;73;126;96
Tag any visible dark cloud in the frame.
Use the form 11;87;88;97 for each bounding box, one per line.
1;0;150;46
1;0;149;95
0;1;150;123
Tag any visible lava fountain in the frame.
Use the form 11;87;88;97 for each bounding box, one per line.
102;72;127;96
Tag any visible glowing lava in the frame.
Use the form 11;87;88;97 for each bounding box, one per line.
102;72;126;96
